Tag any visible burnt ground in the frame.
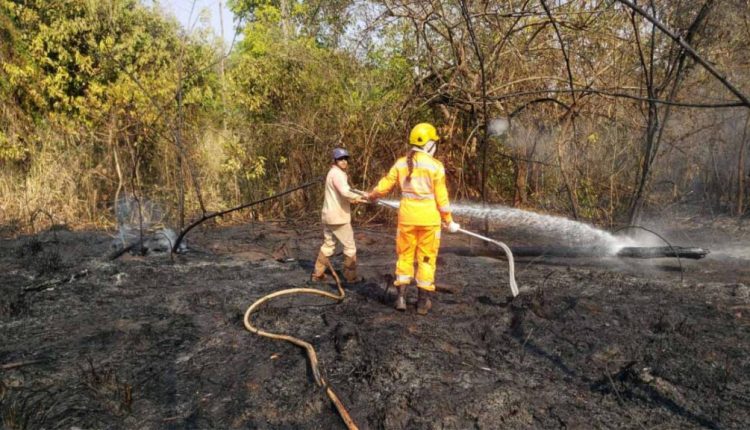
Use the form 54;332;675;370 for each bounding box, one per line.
1;217;749;429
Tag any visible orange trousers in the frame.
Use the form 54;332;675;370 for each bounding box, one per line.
394;225;441;291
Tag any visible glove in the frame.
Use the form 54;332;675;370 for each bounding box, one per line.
446;221;460;233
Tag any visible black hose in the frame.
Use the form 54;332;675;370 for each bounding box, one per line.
170;177;323;253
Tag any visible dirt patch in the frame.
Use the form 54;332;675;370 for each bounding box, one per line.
1;222;748;429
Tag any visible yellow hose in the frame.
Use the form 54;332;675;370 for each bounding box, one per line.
243;262;359;430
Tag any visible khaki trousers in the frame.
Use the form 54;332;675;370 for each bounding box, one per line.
320;223;356;258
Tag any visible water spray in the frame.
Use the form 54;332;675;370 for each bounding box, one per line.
355;191;519;298
447;202;630;253
365;197;709;287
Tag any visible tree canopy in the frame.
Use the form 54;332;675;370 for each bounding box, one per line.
1;0;749;232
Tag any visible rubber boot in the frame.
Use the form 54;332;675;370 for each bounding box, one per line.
416;288;432;316
394;285;407;311
343;255;363;284
310;251;329;282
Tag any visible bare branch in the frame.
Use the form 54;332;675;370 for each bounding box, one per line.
616;0;750;108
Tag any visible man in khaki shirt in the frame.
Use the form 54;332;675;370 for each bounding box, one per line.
311;148;365;283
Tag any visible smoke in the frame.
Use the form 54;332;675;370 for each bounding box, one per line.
487;117;510;137
710;244;750;260
495;120;556;163
113;195;186;254
631;210;750;262
115;195;165;245
653;108;749;210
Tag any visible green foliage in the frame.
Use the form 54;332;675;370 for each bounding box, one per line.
0;130;27;162
228;0;352;46
4;0;740;228
0;0;223;225
223;1;411;205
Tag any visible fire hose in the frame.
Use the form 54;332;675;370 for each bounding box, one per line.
243;262;359;430
242;185;518;429
353;190;519;297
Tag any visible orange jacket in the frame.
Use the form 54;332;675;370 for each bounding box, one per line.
372;151;454;226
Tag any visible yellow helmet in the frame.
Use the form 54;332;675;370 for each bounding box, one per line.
409;123;440;147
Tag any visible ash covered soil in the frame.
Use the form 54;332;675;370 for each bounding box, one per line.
1;218;749;429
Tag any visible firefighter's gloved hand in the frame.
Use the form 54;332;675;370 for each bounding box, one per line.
446;221;460;233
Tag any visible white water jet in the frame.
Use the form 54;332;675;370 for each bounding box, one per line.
380;200;634;254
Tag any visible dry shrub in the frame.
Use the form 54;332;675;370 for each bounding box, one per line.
0;128;113;232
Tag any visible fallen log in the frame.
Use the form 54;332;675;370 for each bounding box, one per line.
615;246;709;260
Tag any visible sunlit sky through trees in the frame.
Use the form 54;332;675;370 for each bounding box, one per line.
146;0;239;49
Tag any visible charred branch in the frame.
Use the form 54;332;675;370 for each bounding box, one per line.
453;245;708;260
492;88;743;109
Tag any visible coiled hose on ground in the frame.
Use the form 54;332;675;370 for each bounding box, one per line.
243;261;358;430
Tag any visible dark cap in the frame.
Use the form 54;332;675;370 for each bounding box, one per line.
332;148;350;160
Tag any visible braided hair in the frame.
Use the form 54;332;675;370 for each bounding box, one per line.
405;149;416;183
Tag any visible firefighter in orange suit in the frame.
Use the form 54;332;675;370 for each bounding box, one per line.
366;123;460;315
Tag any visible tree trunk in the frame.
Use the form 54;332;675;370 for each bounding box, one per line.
513;157;527;206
